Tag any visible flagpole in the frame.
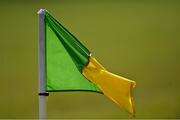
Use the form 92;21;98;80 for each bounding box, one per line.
38;9;49;119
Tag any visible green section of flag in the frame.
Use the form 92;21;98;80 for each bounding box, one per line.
45;12;101;93
46;12;90;72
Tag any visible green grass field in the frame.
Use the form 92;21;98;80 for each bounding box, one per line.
0;0;179;118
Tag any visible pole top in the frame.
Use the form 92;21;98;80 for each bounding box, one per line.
37;9;47;15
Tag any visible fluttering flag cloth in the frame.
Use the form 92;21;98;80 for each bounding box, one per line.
45;11;136;115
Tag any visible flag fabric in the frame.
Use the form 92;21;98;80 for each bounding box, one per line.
45;11;136;115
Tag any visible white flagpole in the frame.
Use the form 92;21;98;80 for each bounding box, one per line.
38;9;49;119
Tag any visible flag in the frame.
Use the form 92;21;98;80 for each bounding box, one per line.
45;11;136;115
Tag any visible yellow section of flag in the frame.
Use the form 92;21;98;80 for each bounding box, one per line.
83;56;136;115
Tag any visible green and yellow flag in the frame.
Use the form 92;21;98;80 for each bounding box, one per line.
45;11;136;115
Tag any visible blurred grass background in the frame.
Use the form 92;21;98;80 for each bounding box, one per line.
0;0;180;119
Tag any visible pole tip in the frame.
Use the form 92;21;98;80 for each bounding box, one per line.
37;9;47;15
